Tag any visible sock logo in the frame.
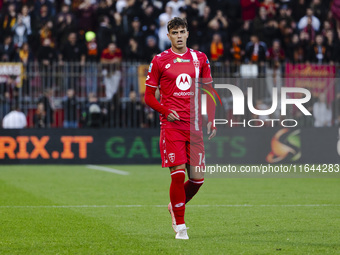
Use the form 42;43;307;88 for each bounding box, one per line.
168;153;175;163
174;203;184;208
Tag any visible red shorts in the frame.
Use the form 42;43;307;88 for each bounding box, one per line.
160;128;205;168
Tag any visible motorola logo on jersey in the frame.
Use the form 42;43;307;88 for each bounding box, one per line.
176;73;192;91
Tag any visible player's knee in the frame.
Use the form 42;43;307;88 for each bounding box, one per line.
169;164;186;172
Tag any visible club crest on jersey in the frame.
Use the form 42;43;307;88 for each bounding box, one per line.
176;73;192;91
168;153;175;163
173;57;190;63
148;63;153;73
193;59;200;68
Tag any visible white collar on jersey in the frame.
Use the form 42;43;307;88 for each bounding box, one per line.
170;47;189;56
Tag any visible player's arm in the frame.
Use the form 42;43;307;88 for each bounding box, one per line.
144;86;179;121
201;55;216;140
144;57;179;122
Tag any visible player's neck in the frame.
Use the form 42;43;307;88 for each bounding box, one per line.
171;46;188;55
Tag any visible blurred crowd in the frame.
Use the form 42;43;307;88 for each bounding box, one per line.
0;0;339;65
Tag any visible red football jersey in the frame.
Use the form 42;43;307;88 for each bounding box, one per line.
145;48;212;131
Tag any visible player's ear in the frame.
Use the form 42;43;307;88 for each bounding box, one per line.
167;33;170;40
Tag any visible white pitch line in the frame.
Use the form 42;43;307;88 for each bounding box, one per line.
86;165;129;175
1;204;340;209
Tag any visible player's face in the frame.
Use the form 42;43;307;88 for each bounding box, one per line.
167;26;189;51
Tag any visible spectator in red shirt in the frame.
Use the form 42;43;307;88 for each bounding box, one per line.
100;42;122;100
267;39;285;69
240;0;260;21
266;40;285;99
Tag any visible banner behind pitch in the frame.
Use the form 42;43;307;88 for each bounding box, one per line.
0;128;339;164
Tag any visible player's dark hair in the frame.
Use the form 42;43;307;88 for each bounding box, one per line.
167;17;188;32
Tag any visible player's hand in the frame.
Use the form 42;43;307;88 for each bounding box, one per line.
167;110;180;122
207;121;216;140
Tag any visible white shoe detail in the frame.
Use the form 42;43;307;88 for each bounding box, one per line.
175;224;189;239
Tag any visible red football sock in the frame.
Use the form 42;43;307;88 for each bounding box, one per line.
184;178;204;203
169;169;186;225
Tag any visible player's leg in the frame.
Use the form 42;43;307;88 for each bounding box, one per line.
184;164;204;204
160;129;188;238
185;130;205;204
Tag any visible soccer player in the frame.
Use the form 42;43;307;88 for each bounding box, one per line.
144;17;216;239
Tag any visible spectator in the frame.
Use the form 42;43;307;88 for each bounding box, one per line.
2;105;27;129
261;0;276;19
77;0;96;32
298;31;313;62
302;17;316;44
82;92;104;128
238;20;252;48
240;0;260;21
203;10;228;52
310;34;329;64
12;16;28;47
266;40;285;97
140;4;159;39
143;35;160;62
245;35;267;64
230;34;244;65
158;6;174;51
321;20;333;37
166;0;185;17
97;15;115;55
59;32;86;89
20;5;32;36
33;102;47;128
18;41;33;65
107;91;123;127
55;4;77;47
313;93;332;127
267;40;285;68
128;17;145;48
62;88;78;128
33;4;53;36
311;0;326;22
325;30;335;63
39;20;55;46
120;0;142;34
101;42;122;100
210;33;224;61
292;0;307;22
124;90;143;128
85;31;99;95
38;89;55;127
34;0;56;18
37;38;57;65
298;8;321;31
253;7;268;42
124;37;143;97
332;0;340;35
0;3;17;40
97;0;115;19
263;19;280;49
18;42;34;96
37;38;57;89
0;36;17;62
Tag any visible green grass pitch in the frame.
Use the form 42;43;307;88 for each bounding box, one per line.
0;165;340;254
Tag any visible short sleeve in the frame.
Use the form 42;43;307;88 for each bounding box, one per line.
201;54;213;84
145;56;161;88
